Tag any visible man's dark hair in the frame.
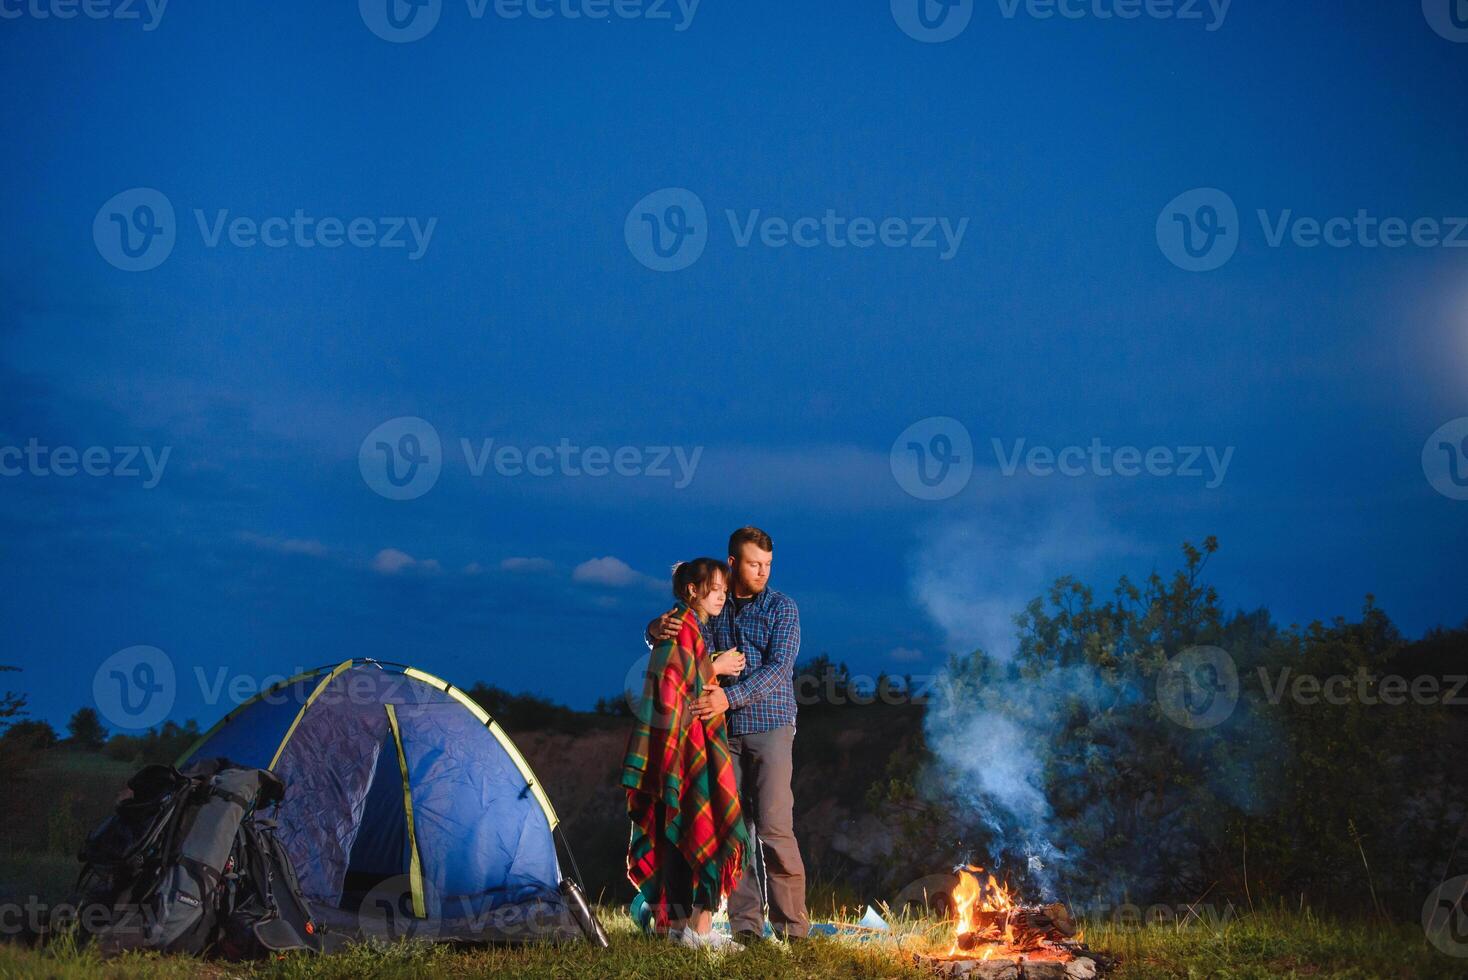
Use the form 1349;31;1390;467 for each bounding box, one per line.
728;525;773;557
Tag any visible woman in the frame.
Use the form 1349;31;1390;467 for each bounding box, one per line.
622;557;749;950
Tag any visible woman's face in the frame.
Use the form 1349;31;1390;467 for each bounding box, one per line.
692;569;728;619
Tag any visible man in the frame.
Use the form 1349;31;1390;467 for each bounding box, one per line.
646;525;809;942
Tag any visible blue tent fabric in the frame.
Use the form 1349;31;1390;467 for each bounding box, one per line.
188;675;319;766
394;700;559;913
270;671;391;907
178;661;582;944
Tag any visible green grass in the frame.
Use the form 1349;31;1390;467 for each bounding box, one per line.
1079;904;1463;980
0;750;137;911
1;905;1460;979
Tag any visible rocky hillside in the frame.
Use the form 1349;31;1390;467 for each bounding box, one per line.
515;698;928;909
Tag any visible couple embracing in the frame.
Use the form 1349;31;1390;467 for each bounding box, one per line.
621;526;809;950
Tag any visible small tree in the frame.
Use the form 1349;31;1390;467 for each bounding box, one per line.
1;719;58;751
0;665;27;735
593;694;633;718
0;668;41;803
66;707;108;750
105;719;201;766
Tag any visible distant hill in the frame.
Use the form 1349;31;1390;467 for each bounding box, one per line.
0;660;931;915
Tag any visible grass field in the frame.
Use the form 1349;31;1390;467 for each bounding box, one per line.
1;905;1461;979
2;751;1461;978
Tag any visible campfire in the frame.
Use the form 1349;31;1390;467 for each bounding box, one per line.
914;865;1107;979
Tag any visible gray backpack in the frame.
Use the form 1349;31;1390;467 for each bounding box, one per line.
73;758;320;959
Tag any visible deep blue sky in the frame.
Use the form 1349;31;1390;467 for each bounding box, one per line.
2;0;1466;732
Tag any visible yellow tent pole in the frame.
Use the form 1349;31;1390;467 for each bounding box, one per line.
385;703;427;919
267;659;356;770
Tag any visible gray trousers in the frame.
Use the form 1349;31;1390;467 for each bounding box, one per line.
726;724;809;938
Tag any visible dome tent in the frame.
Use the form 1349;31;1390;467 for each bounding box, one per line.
177;659;606;947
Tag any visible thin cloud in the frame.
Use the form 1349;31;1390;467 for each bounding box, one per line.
372;548;440;575
501;556;555;573
236;531;329;558
572;556;658;589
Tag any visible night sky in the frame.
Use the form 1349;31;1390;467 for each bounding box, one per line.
2;0;1466;732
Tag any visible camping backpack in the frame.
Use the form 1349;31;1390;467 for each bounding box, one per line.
71;757;321;959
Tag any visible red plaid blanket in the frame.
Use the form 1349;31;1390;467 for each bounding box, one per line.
622;604;747;926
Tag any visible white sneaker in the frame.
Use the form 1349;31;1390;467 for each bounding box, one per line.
668;926;700;947
692;930;745;952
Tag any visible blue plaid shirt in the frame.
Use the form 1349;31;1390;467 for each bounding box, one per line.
707;587;801;736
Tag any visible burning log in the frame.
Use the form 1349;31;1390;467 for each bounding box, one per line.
954;904;1078;951
912;865;1111;979
1037;904;1079;937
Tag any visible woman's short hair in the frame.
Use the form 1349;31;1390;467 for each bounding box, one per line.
672;557;729;604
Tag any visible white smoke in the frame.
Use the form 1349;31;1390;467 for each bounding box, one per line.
909;501;1134;660
909;501;1139;897
927;709;1049;833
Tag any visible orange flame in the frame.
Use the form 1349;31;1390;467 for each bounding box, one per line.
945;864;1017;956
939;864;1076;963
